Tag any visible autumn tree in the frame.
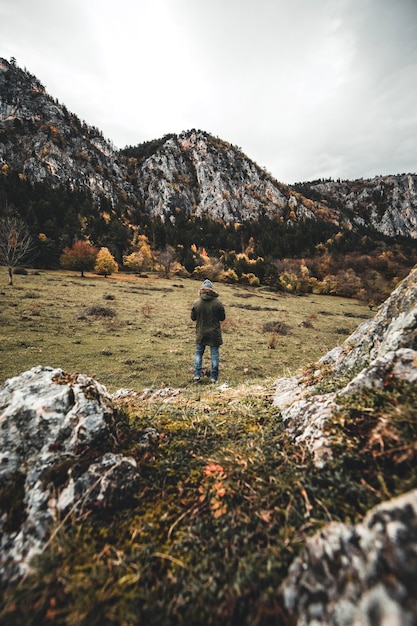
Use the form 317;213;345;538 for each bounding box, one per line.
123;234;153;272
94;247;118;277
60;240;98;277
0;216;35;285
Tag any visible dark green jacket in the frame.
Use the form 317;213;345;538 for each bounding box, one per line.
191;287;226;346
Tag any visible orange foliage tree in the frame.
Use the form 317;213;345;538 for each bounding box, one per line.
60;241;98;277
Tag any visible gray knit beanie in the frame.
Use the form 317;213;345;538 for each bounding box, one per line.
202;279;214;289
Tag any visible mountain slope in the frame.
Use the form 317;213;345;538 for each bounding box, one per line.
123;129;339;225
294;175;417;238
2;57;417;244
0;59;141;217
0;58;338;233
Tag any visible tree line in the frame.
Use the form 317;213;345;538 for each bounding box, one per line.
1;166;416;303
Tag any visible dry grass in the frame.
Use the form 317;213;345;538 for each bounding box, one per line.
0;267;373;392
4;267;417;626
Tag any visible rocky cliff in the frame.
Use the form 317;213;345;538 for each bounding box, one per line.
1;57;417;242
295;175;417;239
0;58;136;213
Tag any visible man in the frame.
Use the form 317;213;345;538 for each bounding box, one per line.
191;279;226;383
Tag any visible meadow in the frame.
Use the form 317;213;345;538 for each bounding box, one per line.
3;267;417;626
0;267;373;392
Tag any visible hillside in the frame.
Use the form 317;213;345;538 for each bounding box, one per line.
294;175;417;238
1;56;417;300
0;265;416;624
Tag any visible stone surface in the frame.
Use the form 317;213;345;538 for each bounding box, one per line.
273;266;417;467
0;366;140;583
275;265;417;624
280;489;417;626
303;175;417;239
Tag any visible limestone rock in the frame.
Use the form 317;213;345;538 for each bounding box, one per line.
301;174;417;239
0;366;140;583
280;489;417;626
273;266;417;466
2;58;417;241
270;266;417;623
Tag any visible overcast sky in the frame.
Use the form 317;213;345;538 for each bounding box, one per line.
1;0;416;184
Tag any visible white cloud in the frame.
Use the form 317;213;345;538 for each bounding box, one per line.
1;0;416;182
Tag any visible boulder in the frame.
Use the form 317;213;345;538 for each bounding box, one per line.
280;488;417;626
275;267;417;624
273;266;417;467
0;366;140;583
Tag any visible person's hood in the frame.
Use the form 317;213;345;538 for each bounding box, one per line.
199;286;219;300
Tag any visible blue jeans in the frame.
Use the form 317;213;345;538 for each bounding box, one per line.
194;344;220;381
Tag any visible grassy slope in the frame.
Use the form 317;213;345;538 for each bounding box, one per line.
4;270;417;625
0;268;372;391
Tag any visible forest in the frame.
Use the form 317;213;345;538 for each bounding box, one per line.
1;164;416;304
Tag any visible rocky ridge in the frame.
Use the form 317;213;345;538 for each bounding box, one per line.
273;265;417;468
1;57;417;240
0;59;136;212
272;265;417;624
296;175;417;238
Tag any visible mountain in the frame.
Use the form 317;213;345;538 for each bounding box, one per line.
0;58;338;227
1;57;416;235
1;56;417;292
294;175;417;239
0;58;136;210
122;130;342;225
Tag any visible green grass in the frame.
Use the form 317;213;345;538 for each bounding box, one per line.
0;267;373;392
2;379;417;625
2;267;417;626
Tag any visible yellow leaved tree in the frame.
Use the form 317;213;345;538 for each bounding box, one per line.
94;247;118;277
123;234;153;272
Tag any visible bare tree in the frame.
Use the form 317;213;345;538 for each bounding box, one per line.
159;245;176;278
0;216;35;285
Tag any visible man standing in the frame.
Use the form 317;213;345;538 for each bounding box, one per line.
191;279;226;383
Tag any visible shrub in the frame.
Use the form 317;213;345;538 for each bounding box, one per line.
262;320;290;335
219;269;238;283
241;273;260;287
13;267;28;275
84;305;116;317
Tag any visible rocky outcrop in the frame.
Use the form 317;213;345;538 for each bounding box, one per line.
2;58;417;242
280;488;417;626
295;174;417;239
0;366;141;583
0;59;137;212
273;265;417;467
136;130;328;224
274;266;417;624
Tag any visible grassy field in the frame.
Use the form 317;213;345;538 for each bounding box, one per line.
0;267;373;392
3;267;417;626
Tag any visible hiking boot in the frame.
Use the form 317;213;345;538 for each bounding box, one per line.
193;376;201;383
